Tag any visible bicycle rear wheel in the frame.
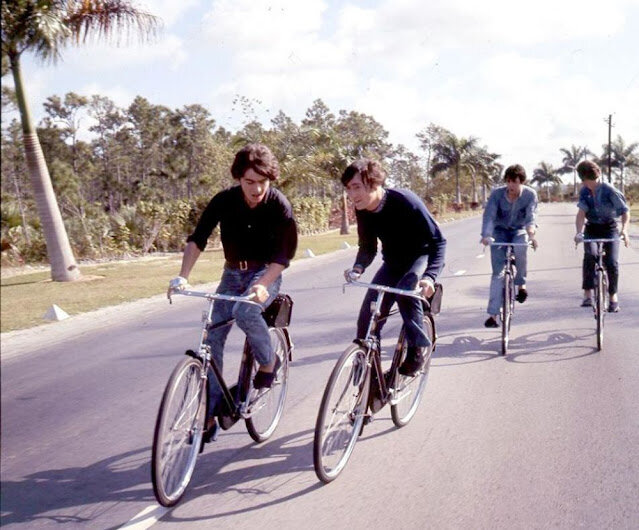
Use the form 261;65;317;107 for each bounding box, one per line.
245;328;290;442
152;357;206;507
314;344;370;483
391;316;435;427
501;273;513;355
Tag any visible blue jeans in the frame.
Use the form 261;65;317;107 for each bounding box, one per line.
487;228;528;315
582;224;619;294
356;262;431;349
206;266;282;416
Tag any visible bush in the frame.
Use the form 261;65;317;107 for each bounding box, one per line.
292;196;332;235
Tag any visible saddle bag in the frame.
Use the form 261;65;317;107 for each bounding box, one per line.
426;283;443;315
262;293;293;328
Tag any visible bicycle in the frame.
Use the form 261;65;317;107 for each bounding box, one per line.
313;279;438;484
151;289;293;507
577;237;619;351
487;240;532;356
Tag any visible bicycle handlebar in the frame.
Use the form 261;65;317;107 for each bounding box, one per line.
344;279;428;303
169;289;262;307
487;241;532;247
576;238;620;244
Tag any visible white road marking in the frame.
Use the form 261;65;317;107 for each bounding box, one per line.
453;270;467;276
119;504;169;530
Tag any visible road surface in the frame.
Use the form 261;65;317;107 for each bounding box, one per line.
2;202;638;529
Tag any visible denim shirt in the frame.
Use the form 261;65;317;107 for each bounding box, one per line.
577;182;628;226
481;186;538;238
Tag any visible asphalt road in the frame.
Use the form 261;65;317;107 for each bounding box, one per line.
1;202;638;529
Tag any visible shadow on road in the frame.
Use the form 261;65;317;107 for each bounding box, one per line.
0;447;153;527
433;327;599;366
163;428;321;523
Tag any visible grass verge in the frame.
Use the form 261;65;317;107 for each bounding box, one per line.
1;211;477;333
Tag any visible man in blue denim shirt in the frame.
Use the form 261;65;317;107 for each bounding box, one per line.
481;164;538;328
169;144;297;440
574;160;629;312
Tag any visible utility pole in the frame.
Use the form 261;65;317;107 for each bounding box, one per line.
607;114;613;183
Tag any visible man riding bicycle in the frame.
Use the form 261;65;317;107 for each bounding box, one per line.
481;164;538;328
169;143;298;438
342;159;447;377
574;160;630;312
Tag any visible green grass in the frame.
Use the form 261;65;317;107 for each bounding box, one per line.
1;211;478;333
1;230;357;333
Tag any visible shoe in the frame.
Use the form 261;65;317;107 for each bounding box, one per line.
202;417;219;444
253;355;282;389
484;316;499;328
516;288;528;303
608;301;619;313
398;347;425;377
580;298;592;307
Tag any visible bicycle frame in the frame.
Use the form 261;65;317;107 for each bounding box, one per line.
488;241;531;355
344;280;431;408
578;238;619;350
170;289;265;422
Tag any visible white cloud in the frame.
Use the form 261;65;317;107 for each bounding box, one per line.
138;0;201;27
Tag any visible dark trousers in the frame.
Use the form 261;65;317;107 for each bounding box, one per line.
582;224;619;294
356;263;431;348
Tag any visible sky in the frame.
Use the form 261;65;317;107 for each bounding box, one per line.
5;0;639;177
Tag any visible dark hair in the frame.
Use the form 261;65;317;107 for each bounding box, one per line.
503;164;527;183
341;159;386;188
576;160;600;181
230;143;280;181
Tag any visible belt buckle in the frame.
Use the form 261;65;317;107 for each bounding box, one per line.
239;260;248;271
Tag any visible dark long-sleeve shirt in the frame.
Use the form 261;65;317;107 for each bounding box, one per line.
187;185;298;267
354;188;447;282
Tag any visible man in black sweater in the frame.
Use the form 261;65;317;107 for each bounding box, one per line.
342;159;447;376
169;144;297;438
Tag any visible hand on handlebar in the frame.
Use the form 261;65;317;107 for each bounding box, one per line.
249;283;269;304
344;267;362;283
621;230;630;248
574;232;584;246
167;276;189;300
419;278;435;298
481;237;494;246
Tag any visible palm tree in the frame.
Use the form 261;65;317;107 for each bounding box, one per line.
1;1;159;281
531;162;562;201
557;145;589;197
430;131;479;205
610;136;639;194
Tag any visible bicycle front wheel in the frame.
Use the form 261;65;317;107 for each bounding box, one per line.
595;270;606;351
391;316;435;428
501;273;513;355
152;357;206;507
313;344;370;483
245;328;290;442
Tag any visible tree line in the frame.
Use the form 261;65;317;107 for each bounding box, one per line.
2;91;638;269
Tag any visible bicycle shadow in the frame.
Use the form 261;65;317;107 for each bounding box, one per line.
161;428;321;522
0;447;153;527
433;328;598;365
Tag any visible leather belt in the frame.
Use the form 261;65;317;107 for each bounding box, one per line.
224;260;265;271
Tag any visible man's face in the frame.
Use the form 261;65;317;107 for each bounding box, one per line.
240;168;270;208
506;177;522;195
345;173;379;210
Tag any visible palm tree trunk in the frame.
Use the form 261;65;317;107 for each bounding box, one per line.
10;54;81;281
455;164;461;204
340;190;350;235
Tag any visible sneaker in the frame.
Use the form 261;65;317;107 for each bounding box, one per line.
484;316;499;328
516;288;528;303
608;301;619;313
580;298;592;307
398;347;425;377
